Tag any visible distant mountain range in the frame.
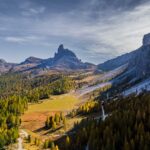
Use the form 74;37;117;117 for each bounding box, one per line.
0;44;95;75
1;33;150;81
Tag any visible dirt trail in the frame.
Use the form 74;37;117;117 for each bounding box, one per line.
17;130;28;150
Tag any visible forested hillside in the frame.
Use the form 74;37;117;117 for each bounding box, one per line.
0;74;75;100
0;73;75;148
0;96;28;148
57;93;150;150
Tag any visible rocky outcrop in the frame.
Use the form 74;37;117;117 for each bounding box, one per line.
54;44;77;61
143;33;150;46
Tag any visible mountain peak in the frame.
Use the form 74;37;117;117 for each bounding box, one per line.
22;57;43;64
0;59;7;64
0;44;95;74
58;44;64;52
54;45;77;60
143;33;150;46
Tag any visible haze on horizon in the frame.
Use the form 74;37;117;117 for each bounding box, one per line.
0;0;150;64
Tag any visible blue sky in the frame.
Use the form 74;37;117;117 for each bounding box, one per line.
0;0;150;64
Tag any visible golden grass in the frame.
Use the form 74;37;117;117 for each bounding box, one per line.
21;93;85;150
23;140;41;150
21;94;80;136
26;94;79;113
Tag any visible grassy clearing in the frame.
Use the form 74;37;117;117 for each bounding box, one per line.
26;94;79;113
21;94;81;138
21;94;85;149
22;116;83;150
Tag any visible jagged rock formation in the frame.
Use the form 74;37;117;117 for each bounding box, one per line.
143;33;150;46
48;44;95;70
0;44;96;75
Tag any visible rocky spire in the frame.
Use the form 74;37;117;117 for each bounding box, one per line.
143;33;150;46
54;44;77;61
58;44;64;52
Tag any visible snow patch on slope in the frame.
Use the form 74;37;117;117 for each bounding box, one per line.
123;78;150;96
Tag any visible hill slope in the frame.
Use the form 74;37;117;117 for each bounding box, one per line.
0;59;16;74
98;33;150;84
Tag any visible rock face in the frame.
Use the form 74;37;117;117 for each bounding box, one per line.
143;33;150;46
123;33;150;80
129;43;150;78
98;33;150;83
54;44;77;61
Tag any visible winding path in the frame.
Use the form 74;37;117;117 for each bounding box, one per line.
17;138;23;150
17;130;28;150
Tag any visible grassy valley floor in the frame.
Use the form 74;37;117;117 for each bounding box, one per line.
21;94;84;149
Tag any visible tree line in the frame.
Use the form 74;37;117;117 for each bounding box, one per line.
0;74;75;102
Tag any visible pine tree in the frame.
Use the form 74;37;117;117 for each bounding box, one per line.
27;135;31;143
43;140;49;149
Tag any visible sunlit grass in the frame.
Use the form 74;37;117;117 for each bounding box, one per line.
26;94;79;113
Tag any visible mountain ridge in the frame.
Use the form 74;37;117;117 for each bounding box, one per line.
0;44;96;75
99;33;150;86
1;33;150;78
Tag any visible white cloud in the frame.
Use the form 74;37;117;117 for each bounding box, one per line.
21;1;45;17
28;1;150;59
4;36;39;43
1;0;150;64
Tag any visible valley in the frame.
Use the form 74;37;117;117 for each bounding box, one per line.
18;72;111;150
21;94;80;136
1;33;150;150
15;61;140;149
1;0;150;149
